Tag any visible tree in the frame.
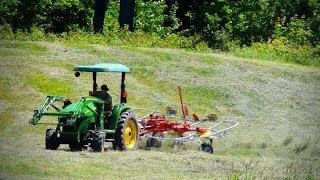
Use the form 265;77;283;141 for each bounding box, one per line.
93;0;108;34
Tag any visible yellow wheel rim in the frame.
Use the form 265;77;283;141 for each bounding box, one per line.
124;119;137;149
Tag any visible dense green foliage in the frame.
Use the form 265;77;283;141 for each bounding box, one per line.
1;0;319;47
0;0;95;32
0;0;319;65
174;0;320;47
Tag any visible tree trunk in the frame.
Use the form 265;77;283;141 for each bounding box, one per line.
93;0;109;34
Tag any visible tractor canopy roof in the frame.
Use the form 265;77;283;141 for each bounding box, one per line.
74;63;130;73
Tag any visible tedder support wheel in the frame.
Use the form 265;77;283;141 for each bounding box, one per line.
199;143;214;154
91;129;105;152
45;129;60;150
146;133;163;148
115;111;139;151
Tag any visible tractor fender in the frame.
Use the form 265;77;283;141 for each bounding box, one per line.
109;104;131;130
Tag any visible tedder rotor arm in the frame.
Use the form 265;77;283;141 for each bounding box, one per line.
29;95;72;125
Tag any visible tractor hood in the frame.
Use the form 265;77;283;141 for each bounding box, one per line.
62;102;97;118
62;102;79;112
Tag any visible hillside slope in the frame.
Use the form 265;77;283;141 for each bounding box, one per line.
0;40;319;179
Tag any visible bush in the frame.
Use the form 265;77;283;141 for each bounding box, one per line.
48;0;94;33
272;15;313;46
0;24;206;50
135;0;170;36
103;0;120;33
0;0;94;33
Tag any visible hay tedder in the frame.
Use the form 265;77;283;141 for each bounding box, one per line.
30;63;139;152
137;86;239;153
30;63;238;153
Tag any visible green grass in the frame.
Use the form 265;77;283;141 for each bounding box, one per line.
27;71;74;98
0;40;48;51
230;41;320;67
0;40;49;57
0;39;319;179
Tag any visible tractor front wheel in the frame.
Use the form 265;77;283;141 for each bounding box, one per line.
115;111;139;151
91;129;105;152
45;129;59;150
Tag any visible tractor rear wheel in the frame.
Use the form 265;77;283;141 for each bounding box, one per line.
115;111;139;151
45;129;59;150
91;129;105;152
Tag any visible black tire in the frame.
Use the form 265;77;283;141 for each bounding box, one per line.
45;129;59;150
91;129;105;152
69;142;83;151
115;111;139;151
146;133;163;148
199;143;213;154
172;141;187;150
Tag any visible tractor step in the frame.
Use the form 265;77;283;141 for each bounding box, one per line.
104;129;115;134
105;139;115;142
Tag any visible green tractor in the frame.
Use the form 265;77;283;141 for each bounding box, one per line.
30;63;139;152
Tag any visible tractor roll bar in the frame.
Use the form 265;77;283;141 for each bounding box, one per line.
121;72;127;103
93;72;97;93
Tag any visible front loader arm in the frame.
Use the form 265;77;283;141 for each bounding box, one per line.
29;95;72;125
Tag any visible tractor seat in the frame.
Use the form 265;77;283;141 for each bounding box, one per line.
104;110;112;116
103;110;112;129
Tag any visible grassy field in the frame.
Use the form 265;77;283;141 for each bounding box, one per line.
0;39;319;179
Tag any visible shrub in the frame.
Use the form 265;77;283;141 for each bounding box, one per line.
0;0;94;33
273;15;313;46
134;0;169;36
